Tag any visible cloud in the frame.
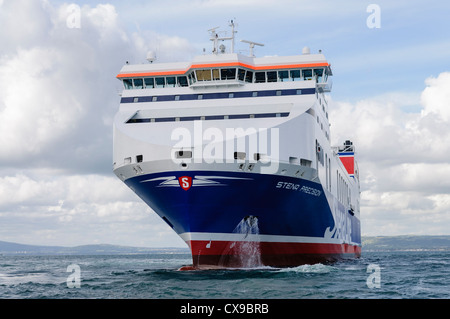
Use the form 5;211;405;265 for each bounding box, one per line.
330;71;450;235
0;1;194;174
0;0;192;246
421;72;450;122
0;171;183;246
0;2;119;172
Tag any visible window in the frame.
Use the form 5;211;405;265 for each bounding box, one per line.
196;69;211;81
234;152;246;160
314;68;324;82
255;72;266;83
290;70;301;81
175;150;192;158
300;159;312;167
278;71;289;82
254;153;268;161
166;77;176;87
155;77;165;88
328;158;331;191
212;69;220;80
238;69;246;81
144;78;154;88
221;68;236;80
188;72;196;84
245;70;253;83
303;69;313;80
324;68;330;83
267;71;277;82
136;155;143;163
177;76;188;87
133;78;143;89
325;154;328;190
123;79;133;89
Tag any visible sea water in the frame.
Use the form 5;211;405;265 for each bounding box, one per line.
0;250;449;299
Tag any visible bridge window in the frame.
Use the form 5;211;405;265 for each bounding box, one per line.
278;70;289;82
133;78;143;89
188;72;196;85
221;68;236;80
290;70;301;81
196;69;212;81
255;71;266;83
303;69;313;80
155;77;165;88
267;71;277;82
177;76;188;87
166;76;176;87
123;79;133;89
314;68;324;82
238;68;246;81
324;68;330;83
144;78;154;88
212;69;220;80
245;70;253;82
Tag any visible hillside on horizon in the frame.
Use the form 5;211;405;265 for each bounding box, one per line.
361;235;450;251
0;235;449;255
0;240;188;255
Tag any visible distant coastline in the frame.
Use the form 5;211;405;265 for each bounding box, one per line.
0;240;188;256
1;235;449;255
362;235;450;252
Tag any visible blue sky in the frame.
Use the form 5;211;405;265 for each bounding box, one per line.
0;0;449;247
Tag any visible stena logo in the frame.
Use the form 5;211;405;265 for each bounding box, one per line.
178;176;192;191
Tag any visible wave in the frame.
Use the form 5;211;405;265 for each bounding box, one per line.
276;263;336;274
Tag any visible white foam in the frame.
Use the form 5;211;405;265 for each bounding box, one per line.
277;263;336;274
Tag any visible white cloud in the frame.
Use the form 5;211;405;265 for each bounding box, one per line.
0;47;85;159
331;71;450;235
0;172;183;246
0;0;192;247
0;0;194;173
421;72;450;122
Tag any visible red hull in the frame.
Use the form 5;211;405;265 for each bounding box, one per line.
186;240;361;269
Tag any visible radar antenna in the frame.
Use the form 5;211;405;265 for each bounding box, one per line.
240;39;264;57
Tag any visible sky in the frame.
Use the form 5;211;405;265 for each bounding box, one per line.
0;0;449;247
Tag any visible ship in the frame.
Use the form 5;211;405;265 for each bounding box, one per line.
113;22;361;268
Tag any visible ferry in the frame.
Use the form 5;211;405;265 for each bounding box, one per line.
113;22;361;268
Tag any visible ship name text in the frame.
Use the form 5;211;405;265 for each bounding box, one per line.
276;182;321;197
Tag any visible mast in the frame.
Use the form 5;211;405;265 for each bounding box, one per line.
209;20;237;54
